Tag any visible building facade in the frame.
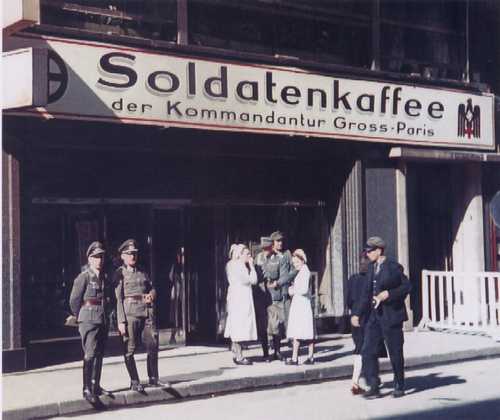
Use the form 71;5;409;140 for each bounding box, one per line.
3;0;500;372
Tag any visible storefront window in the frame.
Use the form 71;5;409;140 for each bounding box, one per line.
40;0;177;42
23;204;152;341
23;206;69;340
380;0;466;79
189;0;371;67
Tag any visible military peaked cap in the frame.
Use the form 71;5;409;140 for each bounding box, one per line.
119;239;139;254
87;241;105;258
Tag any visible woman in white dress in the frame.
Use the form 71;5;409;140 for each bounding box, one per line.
224;244;258;365
285;249;315;365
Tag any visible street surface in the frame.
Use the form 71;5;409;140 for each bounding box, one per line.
56;358;500;420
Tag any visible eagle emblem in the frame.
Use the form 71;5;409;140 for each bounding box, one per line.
458;98;480;139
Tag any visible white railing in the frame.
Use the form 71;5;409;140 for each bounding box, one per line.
419;270;500;340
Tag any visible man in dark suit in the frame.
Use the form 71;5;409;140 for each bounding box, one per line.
351;236;411;399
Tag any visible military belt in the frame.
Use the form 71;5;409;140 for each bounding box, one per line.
125;295;144;301
84;299;102;306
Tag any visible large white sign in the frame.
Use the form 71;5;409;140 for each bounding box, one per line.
2;48;47;109
5;34;496;150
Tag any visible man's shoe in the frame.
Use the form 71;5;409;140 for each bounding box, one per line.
83;388;98;405
363;387;381;399
284;358;298;366
392;388;405;398
233;358;253;366
302;357;315;365
149;377;171;387
130;380;145;392
83;389;106;410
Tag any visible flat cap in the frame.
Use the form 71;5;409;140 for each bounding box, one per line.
270;231;284;241
364;236;386;251
87;241;105;258
118;239;139;254
260;236;273;248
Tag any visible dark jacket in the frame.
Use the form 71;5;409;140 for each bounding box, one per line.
353;259;411;328
347;272;368;322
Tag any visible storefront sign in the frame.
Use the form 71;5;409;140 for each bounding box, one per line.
5;34;495;149
2;47;47;109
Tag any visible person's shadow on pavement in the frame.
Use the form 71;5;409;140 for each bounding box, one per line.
395;372;466;396
312;345;350;363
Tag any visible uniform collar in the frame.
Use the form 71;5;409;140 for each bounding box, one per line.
89;267;101;278
124;265;136;273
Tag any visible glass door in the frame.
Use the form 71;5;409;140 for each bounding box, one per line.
151;209;186;345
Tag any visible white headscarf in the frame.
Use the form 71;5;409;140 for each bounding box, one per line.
228;243;245;260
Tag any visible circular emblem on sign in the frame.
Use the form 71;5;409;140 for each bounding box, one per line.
491;191;500;228
48;50;68;104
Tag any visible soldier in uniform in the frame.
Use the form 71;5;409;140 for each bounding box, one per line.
269;231;296;329
261;231;295;360
114;239;168;392
253;237;273;361
69;241;113;409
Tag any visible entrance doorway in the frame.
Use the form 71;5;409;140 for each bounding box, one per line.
182;204;328;344
152;209;186;345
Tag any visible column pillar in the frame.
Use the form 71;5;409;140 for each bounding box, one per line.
396;162;414;330
2;145;26;372
452;163;485;325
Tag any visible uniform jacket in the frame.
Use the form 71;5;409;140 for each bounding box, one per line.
353;259;411;328
114;266;156;324
261;250;293;301
69;268;113;324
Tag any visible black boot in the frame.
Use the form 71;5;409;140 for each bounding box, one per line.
261;338;270;362
83;358;101;407
92;356;113;397
272;336;284;361
124;355;145;392
147;353;170;387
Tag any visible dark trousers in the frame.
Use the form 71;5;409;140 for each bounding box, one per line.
362;312;405;389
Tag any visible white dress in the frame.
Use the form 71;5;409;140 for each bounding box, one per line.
286;264;314;340
224;260;258;342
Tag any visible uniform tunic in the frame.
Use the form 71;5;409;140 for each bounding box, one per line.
261;250;293;335
69;268;112;359
286;264;314;340
114;266;157;356
224;260;258;342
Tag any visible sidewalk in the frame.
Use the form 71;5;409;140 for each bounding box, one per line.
3;330;500;419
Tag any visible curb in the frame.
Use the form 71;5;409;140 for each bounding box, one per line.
4;345;500;420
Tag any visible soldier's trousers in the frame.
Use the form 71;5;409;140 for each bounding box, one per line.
267;301;285;336
123;316;158;357
79;322;108;359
